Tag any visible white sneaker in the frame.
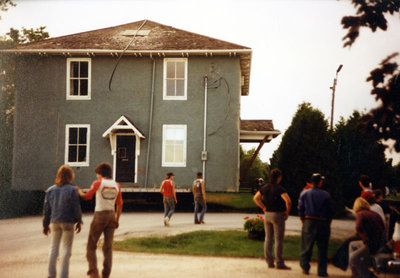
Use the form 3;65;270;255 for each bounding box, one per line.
165;217;170;226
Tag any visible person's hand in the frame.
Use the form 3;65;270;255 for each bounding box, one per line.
43;226;50;236
284;212;289;220
114;220;119;229
175;199;178;204
75;222;81;233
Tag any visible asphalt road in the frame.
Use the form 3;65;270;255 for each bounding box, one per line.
0;212;356;278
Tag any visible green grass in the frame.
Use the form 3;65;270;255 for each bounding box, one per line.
207;193;258;211
114;230;343;260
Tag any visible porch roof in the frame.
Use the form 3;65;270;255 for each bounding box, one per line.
102;115;145;138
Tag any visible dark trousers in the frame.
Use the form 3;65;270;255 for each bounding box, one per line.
300;219;330;276
87;211;116;278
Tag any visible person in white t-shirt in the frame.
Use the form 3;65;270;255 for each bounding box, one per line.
77;162;123;278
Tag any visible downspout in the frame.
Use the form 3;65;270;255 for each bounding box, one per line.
202;75;208;182
144;54;156;188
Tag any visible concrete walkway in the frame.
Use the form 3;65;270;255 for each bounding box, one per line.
0;212;356;277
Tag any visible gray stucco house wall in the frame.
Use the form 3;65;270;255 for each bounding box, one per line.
9;20;251;192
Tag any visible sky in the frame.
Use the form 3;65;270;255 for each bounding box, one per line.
1;0;400;163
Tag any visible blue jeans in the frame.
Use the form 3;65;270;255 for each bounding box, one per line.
194;198;207;223
48;222;74;278
300;219;330;276
349;240;373;278
163;197;175;219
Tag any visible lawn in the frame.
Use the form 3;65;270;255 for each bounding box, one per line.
206;193;258;212
114;230;343;260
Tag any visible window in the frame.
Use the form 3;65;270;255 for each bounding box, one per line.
163;58;187;100
65;124;90;166
162;125;186;167
66;58;91;100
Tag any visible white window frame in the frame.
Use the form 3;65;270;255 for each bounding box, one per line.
162;124;187;167
163;58;188;100
64;124;91;167
66;58;92;100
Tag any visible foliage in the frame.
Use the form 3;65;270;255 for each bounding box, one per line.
7;26;49;44
243;215;265;240
341;1;400;157
113;230;344;260
240;146;269;186
206;193;258;212
333;111;395;206
0;0;15;20
270;103;340;214
243;215;265;233
341;0;400;48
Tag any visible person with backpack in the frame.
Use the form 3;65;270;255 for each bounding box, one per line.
192;172;207;224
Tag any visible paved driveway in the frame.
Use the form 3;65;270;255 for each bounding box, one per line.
0;212;355;278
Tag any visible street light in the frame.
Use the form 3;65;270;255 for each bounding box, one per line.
330;64;343;129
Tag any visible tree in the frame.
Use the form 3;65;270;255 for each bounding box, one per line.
240;146;269;188
0;0;15;20
333;111;394;206
7;26;49;44
342;1;400;152
270;103;340;214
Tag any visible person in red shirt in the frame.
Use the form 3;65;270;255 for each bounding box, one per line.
77;162;123;278
160;172;177;226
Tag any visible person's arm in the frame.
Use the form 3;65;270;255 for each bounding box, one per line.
77;180;101;201
114;183;123;229
160;181;164;194
72;188;82;233
281;192;292;220
42;191;51;236
172;181;177;203
201;180;206;202
253;191;266;213
298;193;305;225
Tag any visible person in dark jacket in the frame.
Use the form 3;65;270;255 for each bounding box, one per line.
298;173;333;277
43;165;82;278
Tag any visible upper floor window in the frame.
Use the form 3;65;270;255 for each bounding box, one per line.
162;124;187;167
65;124;90;166
66;58;91;100
163;58;187;100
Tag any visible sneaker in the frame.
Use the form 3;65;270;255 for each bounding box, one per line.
165;217;170;226
268;263;275;268
200;220;205;224
194;221;200;224
302;268;309;275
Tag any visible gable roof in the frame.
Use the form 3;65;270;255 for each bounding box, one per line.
5;19;252;95
103;115;145;138
240;120;281;143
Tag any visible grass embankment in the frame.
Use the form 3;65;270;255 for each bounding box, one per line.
206;193;258;212
114;230;343;260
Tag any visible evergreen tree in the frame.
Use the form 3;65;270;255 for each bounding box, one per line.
333;111;394;206
270;103;340;214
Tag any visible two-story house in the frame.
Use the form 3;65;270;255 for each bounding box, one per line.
3;19;279;192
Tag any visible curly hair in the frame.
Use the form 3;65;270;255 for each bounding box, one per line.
55;165;75;186
95;162;112;179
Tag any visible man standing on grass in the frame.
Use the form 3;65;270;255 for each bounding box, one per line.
77;162;123;278
298;173;332;277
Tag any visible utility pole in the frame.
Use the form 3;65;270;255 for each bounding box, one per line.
330;64;343;129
